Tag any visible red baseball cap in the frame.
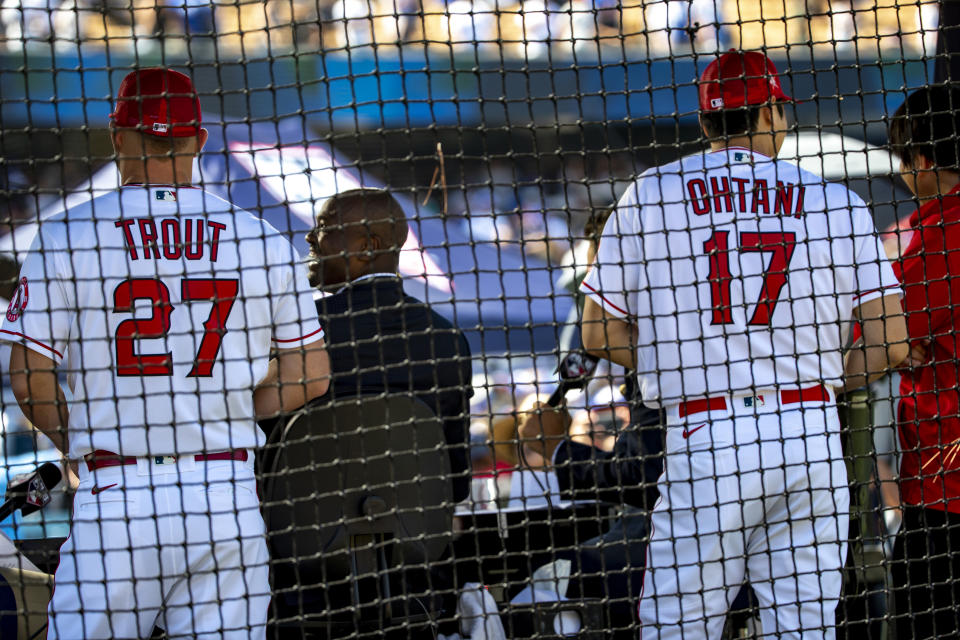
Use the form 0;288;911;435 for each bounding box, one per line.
698;50;792;112
111;68;202;137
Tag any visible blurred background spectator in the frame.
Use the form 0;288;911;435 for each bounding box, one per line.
0;0;940;59
449;152;635;264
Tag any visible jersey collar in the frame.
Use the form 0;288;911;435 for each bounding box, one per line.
715;146;774;161
334;272;400;294
121;183;201;189
911;182;960;229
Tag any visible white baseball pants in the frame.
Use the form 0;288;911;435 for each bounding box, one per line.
48;456;269;639
637;388;849;639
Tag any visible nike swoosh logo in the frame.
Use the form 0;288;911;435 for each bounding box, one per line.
91;483;118;495
682;423;707;439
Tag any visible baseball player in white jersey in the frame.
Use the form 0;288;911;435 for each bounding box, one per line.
2;68;330;638
580;51;909;638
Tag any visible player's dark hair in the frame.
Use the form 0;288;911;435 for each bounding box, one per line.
0;254;18;300
135;131;196;157
584;208;612;246
320;188;408;255
700;103;784;140
889;85;960;171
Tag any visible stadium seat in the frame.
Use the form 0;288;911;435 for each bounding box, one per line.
262;394;454;639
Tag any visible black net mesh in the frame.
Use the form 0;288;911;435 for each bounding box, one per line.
0;1;952;639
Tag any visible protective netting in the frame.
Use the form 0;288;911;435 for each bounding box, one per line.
0;1;953;639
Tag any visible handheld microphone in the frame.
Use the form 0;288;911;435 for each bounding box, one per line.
546;351;600;407
0;462;62;523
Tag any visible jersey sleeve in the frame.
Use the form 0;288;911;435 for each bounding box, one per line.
271;259;325;348
0;229;71;364
848;203;902;307
580;184;643;319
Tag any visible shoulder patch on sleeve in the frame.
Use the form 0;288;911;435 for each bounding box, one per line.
6;277;28;322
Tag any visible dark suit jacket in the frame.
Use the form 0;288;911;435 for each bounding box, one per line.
553;402;664;510
317;276;474;503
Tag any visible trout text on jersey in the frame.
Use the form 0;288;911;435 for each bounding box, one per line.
114;218;227;262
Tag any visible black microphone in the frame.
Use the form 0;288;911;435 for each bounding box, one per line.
0;462;62;523
547;351;600;407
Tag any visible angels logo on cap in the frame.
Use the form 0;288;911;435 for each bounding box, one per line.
698;50;793;112
111;68;202;138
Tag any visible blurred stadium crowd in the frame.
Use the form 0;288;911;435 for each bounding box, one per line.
0;0;941;58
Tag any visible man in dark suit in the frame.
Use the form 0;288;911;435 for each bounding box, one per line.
305;187;473;503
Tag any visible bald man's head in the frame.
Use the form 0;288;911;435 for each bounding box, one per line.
305;188;409;289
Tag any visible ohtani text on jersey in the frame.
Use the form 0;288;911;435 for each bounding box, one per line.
114;218;227;262
685;177;806;218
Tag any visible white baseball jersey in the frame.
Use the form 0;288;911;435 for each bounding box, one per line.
1;185;323;458
581;146;900;407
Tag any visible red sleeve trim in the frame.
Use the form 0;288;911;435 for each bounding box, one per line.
853;283;901;300
581;281;630;317
0;330;63;359
272;326;324;344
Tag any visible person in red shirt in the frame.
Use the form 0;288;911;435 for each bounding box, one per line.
889;84;960;639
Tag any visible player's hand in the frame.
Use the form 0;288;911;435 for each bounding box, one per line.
902;343;928;369
63;459;80;493
516;398;572;465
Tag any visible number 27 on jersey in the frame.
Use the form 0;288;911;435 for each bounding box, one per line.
113;277;239;377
